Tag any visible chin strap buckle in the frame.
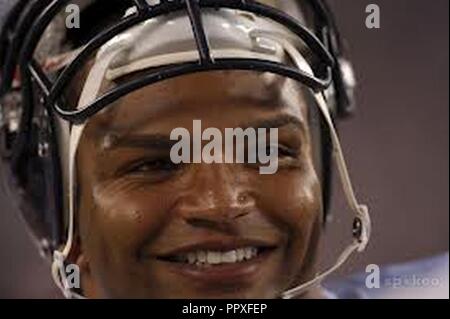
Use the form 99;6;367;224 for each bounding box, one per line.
353;204;371;252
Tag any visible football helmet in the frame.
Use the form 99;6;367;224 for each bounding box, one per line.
0;0;370;299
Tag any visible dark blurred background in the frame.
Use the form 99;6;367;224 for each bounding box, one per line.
0;0;448;298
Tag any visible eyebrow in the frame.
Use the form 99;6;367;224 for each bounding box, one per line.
241;114;306;132
105;114;305;151
108;133;175;150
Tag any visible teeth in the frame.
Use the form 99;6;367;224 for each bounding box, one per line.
198;251;206;263
237;248;245;261
207;252;221;264
222;250;237;263
187;253;196;264
180;247;259;266
244;248;253;260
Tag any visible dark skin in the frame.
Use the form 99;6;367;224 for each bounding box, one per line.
73;70;324;298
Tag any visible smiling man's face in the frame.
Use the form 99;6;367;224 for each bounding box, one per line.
74;70;323;298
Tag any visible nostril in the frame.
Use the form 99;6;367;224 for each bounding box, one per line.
184;208;251;229
233;211;250;220
186;217;219;229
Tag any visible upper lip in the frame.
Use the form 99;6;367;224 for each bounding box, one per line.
149;238;279;259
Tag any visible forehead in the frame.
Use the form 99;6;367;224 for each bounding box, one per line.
84;70;311;137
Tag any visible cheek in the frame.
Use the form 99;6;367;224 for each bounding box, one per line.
80;178;176;266
258;167;322;230
252;164;322;286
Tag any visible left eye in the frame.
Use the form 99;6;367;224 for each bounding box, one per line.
126;158;179;174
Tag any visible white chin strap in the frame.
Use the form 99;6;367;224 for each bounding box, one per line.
50;11;370;300
281;92;370;299
268;33;371;299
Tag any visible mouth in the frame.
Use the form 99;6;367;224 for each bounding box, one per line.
159;246;266;266
152;240;279;285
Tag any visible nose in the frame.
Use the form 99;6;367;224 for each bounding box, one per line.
175;164;255;229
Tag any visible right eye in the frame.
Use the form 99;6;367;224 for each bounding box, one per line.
275;144;301;159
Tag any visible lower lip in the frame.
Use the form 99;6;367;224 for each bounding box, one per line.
161;250;275;285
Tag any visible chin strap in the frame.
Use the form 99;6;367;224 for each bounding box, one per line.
276;35;371;299
280;93;370;299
